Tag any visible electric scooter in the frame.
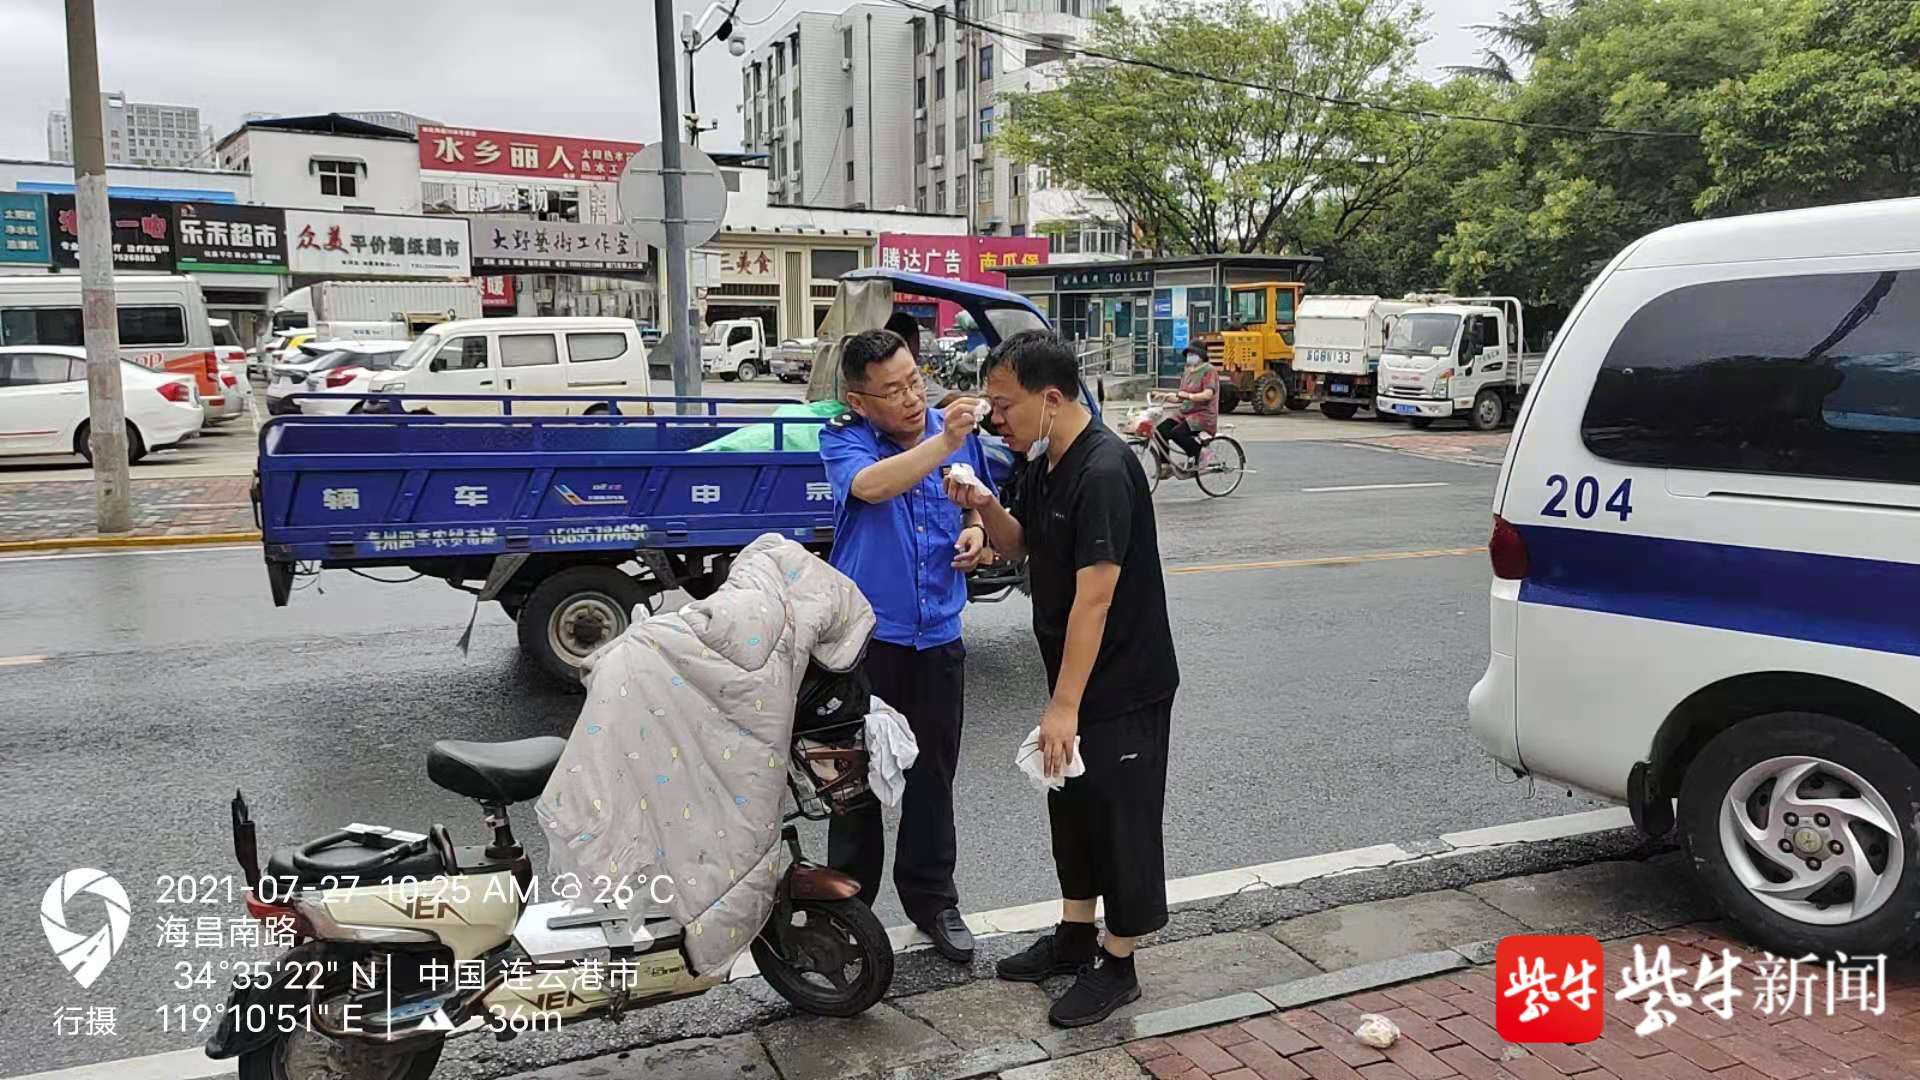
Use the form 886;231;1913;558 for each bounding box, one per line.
205;719;891;1079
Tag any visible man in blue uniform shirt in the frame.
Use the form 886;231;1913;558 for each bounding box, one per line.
820;327;994;963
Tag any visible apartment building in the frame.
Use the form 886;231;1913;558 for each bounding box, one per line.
740;4;920;211
47;91;207;169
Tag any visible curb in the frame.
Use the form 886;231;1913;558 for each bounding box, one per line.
0;530;260;555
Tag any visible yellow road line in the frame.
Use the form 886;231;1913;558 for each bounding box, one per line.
1169;546;1485;575
0;655;47;667
0;530;261;555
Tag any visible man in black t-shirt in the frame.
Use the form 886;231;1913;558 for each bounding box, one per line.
943;330;1180;1028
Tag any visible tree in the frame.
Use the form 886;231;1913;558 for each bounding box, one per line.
1698;0;1920;213
994;0;1436;255
1432;0;1781;310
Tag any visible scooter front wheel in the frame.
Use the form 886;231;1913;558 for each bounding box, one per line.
239;1030;442;1080
752;897;894;1017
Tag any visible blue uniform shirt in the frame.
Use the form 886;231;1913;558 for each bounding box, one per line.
820;407;997;650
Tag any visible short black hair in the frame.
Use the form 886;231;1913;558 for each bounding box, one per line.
840;328;910;388
984;330;1080;398
883;312;923;356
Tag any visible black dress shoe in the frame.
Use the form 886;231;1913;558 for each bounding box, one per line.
1048;950;1141;1028
920;907;975;963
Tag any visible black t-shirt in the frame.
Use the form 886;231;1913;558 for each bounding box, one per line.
1012;421;1179;720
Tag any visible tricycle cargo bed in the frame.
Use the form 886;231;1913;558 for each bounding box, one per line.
255;398;835;566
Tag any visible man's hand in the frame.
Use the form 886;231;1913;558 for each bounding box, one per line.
943;471;997;513
1039;699;1080;779
940;396;983;451
952;525;988;571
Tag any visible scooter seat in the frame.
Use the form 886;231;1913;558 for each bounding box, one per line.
428;737;567;804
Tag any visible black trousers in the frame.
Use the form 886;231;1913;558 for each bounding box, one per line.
1048;695;1174;938
829;638;965;925
1157;417;1204;460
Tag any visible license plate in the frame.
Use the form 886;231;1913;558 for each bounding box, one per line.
1392;403;1419;415
1331;381;1349;395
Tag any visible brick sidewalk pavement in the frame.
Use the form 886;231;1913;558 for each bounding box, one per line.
0;475;254;543
1122;923;1918;1080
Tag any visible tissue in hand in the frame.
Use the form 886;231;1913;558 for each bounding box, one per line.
946;461;990;496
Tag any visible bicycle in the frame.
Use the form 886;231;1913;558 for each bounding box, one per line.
1122;400;1246;497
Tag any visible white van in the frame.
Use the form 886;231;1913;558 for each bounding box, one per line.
0;274;229;423
366;317;651;414
1471;197;1920;956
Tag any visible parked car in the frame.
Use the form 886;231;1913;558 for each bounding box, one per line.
770;337;817;383
0;345;203;462
1470;195;1920;956
284;340;413;415
264;340;362;415
367;317;651;415
205;318;250;423
250;331;314;384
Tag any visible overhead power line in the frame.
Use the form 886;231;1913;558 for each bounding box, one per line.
878;0;1701;141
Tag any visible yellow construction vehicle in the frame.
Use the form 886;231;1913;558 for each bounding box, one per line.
1201;281;1309;414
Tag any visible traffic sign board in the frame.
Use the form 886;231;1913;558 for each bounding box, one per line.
616;142;728;250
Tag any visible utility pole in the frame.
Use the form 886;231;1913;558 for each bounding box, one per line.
653;0;699;408
64;0;130;533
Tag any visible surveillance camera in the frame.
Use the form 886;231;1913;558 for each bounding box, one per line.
728;36;748;57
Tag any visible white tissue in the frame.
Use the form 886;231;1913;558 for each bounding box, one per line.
946;461;990;496
1353;1014;1400;1049
971;398;991;423
1016;726;1085;792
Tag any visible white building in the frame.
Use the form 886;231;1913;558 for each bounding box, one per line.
911;0;1125;256
740;3;920;212
341;111;443;138
213;114;422;215
47;91;207;169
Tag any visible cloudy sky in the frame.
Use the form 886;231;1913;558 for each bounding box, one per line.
0;0;1510;163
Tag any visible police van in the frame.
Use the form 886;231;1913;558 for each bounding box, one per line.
1471;197;1920;955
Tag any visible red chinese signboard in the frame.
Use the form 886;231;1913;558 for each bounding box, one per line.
877;234;1049;332
419;124;643;182
480;275;517;308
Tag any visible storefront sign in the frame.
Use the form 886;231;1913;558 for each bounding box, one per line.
284;210;470;278
717;247;779;283
173;203;287;273
480;275;517;308
469;217;646;272
46;195;175;271
878;234;1048;329
0;193;51;266
1054;265;1154;292
421;124;642;182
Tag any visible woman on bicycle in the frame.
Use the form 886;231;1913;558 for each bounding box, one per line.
1154;345;1218;477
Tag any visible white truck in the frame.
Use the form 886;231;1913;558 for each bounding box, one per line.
1292;295;1418;421
1374;295;1546;431
268;281;482;344
700;318;767;381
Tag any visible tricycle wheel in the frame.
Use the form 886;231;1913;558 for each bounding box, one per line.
516;566;652;685
239;1029;441;1080
752;897;894;1017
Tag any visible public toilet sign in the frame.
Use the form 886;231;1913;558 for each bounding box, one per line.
1054;265;1154;292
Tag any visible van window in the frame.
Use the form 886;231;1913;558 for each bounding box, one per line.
1582;269;1920;486
0;308;83;346
567;333;628;363
500;334;560;368
431;336;490;372
118;306;187;346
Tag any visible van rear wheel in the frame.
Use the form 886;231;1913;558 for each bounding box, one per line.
1678;712;1920;956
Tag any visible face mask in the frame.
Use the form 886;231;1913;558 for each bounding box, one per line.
1026;399;1057;461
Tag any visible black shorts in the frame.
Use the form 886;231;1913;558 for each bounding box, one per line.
1047;695;1173;938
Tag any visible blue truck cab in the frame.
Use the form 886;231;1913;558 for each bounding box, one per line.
255;270;1097;683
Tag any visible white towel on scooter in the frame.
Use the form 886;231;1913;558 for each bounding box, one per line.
1016;726;1085;792
864;695;919;807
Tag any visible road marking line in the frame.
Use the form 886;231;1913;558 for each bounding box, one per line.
0;544;257;564
1169;547;1484;575
0;654;46;667
17;806;1636;1080
1301;481;1450;493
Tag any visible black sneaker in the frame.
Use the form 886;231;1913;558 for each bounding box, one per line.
1047;951;1141;1028
995;925;1095;983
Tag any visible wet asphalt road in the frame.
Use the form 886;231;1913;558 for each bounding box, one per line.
0;436;1598;1074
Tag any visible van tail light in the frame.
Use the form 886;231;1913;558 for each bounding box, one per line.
325;368;361;388
204;352;219;379
221;373;238;388
156;381;190;403
1490;514;1528;580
